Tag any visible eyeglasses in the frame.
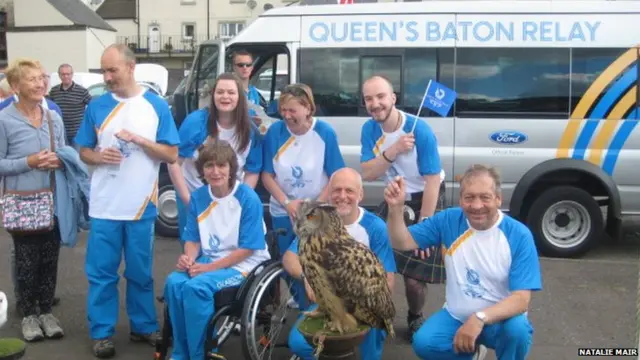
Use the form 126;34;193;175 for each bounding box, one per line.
234;63;252;68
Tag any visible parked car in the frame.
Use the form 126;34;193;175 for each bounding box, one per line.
86;63;170;99
87;81;164;98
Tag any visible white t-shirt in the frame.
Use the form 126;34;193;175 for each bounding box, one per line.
263;117;345;217
360;111;444;196
184;181;271;274
74;89;180;220
177;108;263;193
408;207;543;321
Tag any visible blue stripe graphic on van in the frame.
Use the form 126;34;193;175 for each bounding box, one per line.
572;64;638;161
602;109;639;175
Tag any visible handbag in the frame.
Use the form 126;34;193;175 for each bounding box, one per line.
1;110;56;235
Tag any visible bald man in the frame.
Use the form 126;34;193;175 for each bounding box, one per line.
282;167;396;360
359;75;446;341
74;44;180;358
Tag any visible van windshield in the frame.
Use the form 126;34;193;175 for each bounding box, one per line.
253;74;288;93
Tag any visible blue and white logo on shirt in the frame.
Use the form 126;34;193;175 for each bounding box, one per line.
290;166;307;188
459;267;488;300
115;138;136;159
203;234;222;257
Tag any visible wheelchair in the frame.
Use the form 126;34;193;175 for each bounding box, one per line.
154;228;302;360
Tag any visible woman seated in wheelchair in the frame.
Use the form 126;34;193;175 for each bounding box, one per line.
163;139;271;360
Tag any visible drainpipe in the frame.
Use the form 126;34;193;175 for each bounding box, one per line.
206;0;210;39
135;0;140;46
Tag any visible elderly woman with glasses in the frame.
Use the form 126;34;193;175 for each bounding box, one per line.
0;58;66;342
261;83;345;308
163;139;270;360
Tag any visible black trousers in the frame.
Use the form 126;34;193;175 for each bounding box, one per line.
12;224;61;317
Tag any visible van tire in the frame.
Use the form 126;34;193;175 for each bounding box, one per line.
525;186;602;258
155;172;179;238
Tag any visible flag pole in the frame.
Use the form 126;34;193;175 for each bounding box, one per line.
411;79;432;134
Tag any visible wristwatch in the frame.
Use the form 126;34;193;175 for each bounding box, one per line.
299;273;306;281
474;311;487;324
283;198;291;207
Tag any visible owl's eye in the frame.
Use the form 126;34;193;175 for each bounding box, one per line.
306;213;315;220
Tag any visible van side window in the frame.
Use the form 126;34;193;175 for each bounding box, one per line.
570;48;632;119
360;55;403;104
299;48;451;117
403;48;455;116
299;48;360;116
455;48;570;119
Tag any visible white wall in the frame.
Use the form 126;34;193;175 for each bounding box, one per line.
106;19;137;35
14;0;72;27
7;30;87;71
85;28;117;70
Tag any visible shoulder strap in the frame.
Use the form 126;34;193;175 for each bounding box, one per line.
46;110;56;192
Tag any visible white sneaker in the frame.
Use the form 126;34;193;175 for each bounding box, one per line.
473;345;488;360
21;315;44;342
38;313;64;339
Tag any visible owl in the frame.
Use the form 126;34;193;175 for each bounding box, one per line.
293;200;395;337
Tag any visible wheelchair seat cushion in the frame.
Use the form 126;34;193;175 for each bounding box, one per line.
214;286;240;310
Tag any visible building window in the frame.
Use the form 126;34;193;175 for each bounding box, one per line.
218;22;245;39
182;23;196;40
455;48;570;118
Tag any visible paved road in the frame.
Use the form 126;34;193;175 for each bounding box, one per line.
0;226;638;360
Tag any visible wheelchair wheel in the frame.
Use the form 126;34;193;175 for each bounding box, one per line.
155;304;237;360
240;262;299;360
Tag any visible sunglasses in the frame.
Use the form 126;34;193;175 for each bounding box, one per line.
282;84;308;97
234;63;252;68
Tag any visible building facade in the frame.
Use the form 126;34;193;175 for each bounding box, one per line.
6;0;116;73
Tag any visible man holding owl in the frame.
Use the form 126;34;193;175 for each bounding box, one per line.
282;167;396;360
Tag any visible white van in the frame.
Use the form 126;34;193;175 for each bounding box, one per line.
170;1;640;258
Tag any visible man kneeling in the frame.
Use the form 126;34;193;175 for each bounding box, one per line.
385;165;542;360
163;140;270;360
283;168;396;360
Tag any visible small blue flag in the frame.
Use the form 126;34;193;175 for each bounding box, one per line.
420;79;457;118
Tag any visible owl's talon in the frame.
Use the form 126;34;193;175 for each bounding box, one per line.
303;309;325;319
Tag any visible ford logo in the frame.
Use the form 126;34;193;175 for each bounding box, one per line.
489;131;528;145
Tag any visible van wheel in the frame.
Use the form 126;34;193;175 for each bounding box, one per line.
155;172;179;238
525;186;603;258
